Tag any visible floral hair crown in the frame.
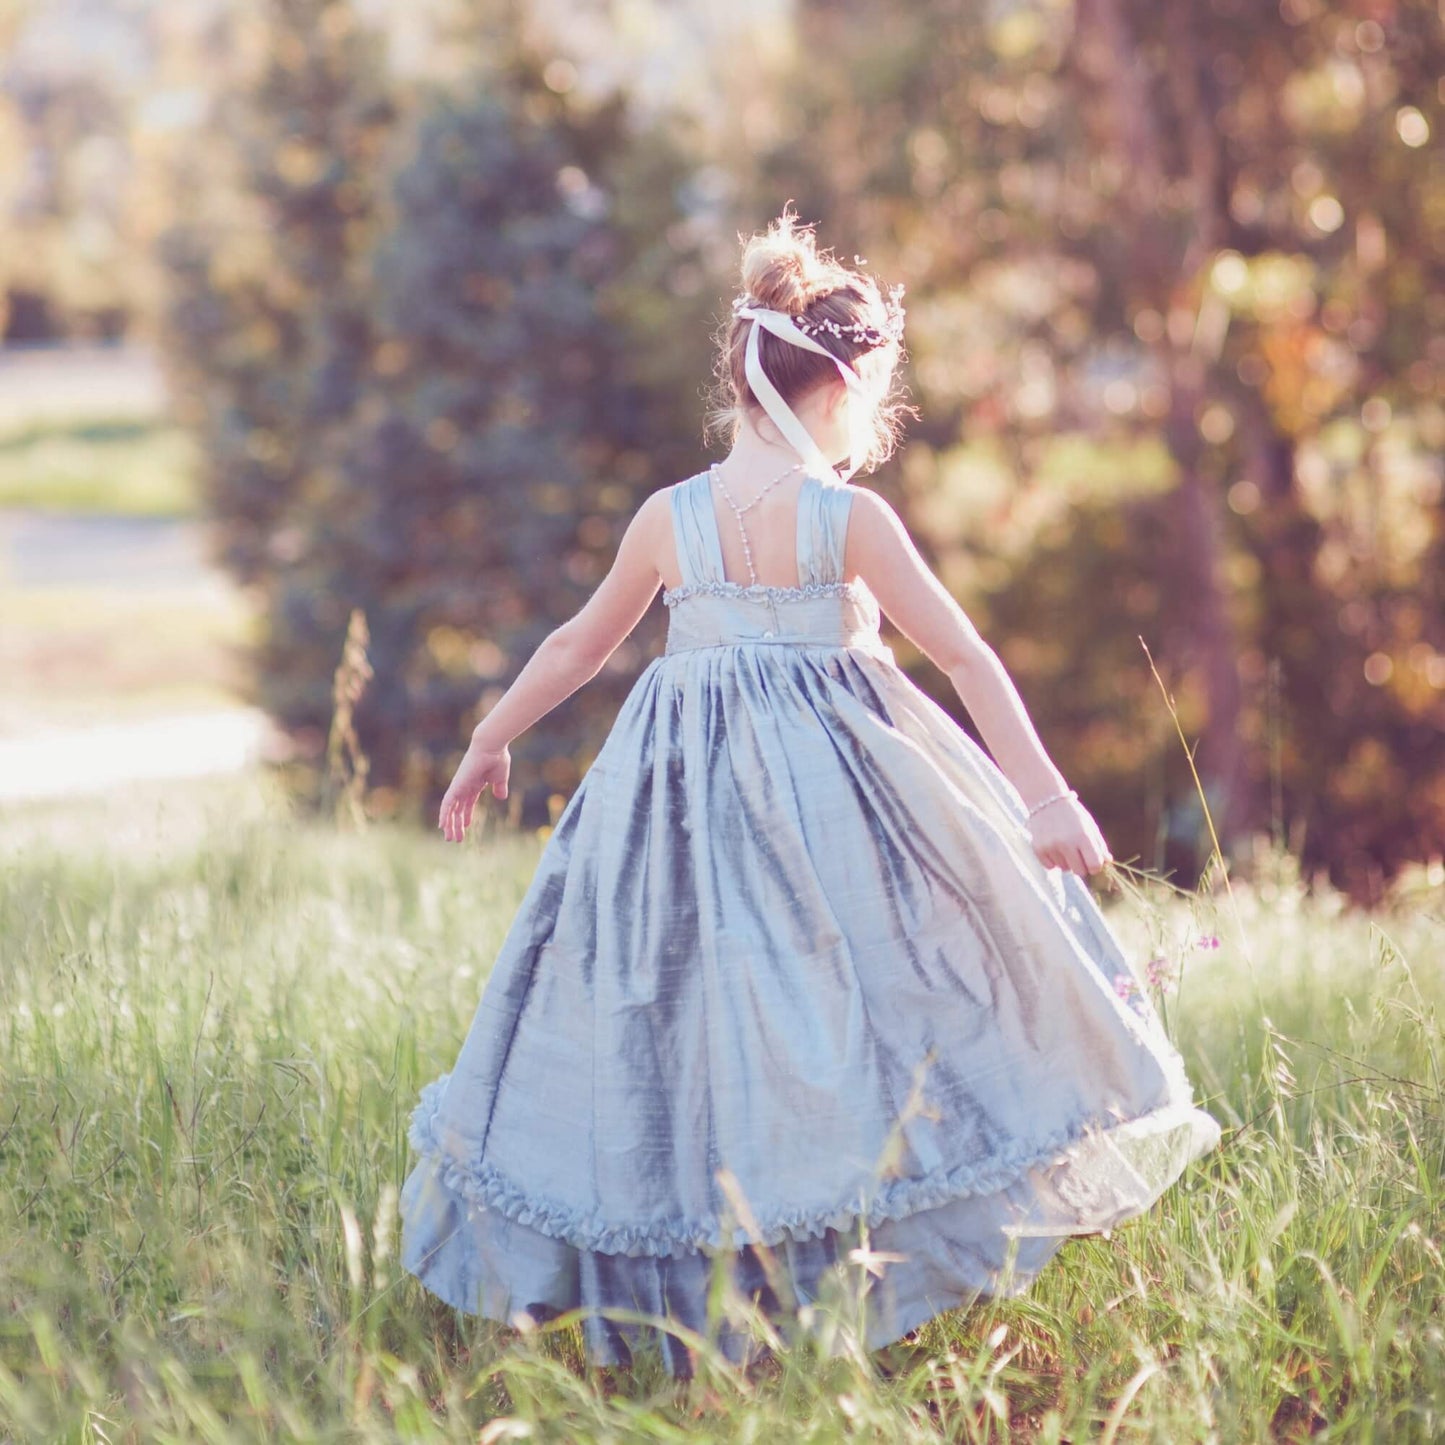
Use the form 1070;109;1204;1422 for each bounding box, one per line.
731;280;906;351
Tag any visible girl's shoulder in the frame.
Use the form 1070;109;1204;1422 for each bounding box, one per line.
657;470;708;501
838;483;917;573
810;473;876;506
835;479;898;525
645;472;702;507
634;471;708;542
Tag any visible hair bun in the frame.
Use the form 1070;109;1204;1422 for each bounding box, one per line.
710;206;913;475
739;208;828;315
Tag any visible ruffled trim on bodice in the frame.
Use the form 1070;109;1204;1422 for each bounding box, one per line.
661;578;867;609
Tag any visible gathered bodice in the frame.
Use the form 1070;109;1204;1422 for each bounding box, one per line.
661;470;889;657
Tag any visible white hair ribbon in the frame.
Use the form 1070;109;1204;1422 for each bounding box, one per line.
735;306;872;484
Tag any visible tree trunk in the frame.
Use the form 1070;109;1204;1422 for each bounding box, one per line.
1069;0;1255;866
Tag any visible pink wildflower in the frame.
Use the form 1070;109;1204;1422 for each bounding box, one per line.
1113;972;1138;999
1144;955;1177;990
1194;934;1221;950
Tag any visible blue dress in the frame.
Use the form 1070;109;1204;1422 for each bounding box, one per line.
399;468;1222;1375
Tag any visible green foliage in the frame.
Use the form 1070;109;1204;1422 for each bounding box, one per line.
159;1;713;819
159;0;396;589
150;0;1445;885
730;0;1445;902
0;781;1442;1440
312;83;706;805
0;28;140;341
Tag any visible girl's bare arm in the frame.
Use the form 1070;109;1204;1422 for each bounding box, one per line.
440;489;671;840
845;486;1072;811
468;489;670;752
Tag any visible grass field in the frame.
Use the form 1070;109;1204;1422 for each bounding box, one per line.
0;583;255;739
0;398;249;739
0;416;198;519
0;775;1441;1442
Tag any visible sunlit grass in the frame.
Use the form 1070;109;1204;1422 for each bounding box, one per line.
0;584;255;734
0;407;246;733
0;416;199;518
0;774;1441;1441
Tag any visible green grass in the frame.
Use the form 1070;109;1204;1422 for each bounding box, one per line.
0;416;199;517
0;774;1441;1441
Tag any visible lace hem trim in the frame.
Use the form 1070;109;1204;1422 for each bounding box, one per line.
407;1074;1212;1259
661;579;866;609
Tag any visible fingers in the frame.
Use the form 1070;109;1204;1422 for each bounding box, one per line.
1033;823;1114;877
440;781;500;843
1036;842;1110;877
1068;844;1109;877
439;790;469;843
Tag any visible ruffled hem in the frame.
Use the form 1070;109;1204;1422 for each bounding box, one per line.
407;1074;1219;1259
401;1092;1220;1374
661;579;867;608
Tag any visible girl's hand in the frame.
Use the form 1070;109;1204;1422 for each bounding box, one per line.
438;738;511;843
1027;794;1113;877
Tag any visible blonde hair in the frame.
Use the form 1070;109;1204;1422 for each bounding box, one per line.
705;207;912;474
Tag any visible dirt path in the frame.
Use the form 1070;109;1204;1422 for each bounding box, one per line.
0;344;166;432
0;509;217;589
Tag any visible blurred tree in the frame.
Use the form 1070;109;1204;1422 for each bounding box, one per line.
159;0;714;819
1066;0;1445;903
731;0;1445;902
159;0;395;585
0;0;162;340
303;84;711;810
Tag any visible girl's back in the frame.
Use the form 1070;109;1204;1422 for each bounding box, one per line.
659;468;883;653
665;465;844;595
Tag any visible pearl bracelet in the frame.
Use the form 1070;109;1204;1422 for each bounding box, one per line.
1026;787;1077;819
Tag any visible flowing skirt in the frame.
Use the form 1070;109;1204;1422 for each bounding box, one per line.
400;642;1222;1374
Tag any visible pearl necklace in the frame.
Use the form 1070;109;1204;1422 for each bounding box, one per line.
709;461;803;586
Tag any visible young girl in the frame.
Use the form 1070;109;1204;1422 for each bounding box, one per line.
400;211;1222;1378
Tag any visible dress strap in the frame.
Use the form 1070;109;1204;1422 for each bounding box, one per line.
795;475;856;586
668;471;728;587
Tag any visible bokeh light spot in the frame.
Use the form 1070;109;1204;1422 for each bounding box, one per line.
1360;397;1392;432
1132;308;1165;343
543;59;577;94
1355;21;1385;52
1363;652;1393;686
1309;196;1344;233
1139;383;1171;418
1396;107;1430;148
1211;251;1248;296
1200;404;1236;443
1103;379;1136;414
1227;479;1260;514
